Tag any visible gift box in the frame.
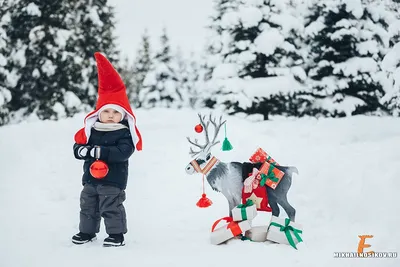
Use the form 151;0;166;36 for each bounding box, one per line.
242;186;272;212
266;216;303;249
245;226;268;242
210;217;251;245
258;162;285;190
232;199;257;222
249;148;280;166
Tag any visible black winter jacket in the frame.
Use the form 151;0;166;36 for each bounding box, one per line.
73;120;135;189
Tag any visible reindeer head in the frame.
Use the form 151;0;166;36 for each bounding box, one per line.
185;113;226;175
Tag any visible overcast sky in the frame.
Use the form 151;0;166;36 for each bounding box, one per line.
109;0;214;61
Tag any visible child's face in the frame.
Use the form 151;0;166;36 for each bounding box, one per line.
99;108;122;123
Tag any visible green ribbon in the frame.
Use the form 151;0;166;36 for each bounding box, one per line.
269;218;303;249
240;234;253;242
237;199;254;220
259;164;279;186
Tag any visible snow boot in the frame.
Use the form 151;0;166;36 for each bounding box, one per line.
72;232;97;245
103;234;125;247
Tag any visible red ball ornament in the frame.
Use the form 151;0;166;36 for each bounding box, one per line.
195;124;203;133
90;160;109;179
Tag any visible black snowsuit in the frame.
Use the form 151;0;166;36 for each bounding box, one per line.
73;120;135;235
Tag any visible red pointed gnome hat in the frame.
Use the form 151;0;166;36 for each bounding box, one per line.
74;52;142;151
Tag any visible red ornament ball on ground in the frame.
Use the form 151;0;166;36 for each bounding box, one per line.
90;160;109;179
195;124;203;133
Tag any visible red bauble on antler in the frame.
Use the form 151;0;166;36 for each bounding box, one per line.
194;124;203;133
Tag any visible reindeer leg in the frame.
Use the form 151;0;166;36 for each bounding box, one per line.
268;193;280;218
277;195;296;222
227;198;235;217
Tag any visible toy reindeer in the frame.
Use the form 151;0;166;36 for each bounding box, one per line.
185;114;299;222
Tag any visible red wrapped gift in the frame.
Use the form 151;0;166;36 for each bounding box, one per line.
242;186;271;212
258;162;285;190
249;148;280;166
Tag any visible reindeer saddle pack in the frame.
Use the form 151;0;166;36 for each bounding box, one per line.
241;148;285;212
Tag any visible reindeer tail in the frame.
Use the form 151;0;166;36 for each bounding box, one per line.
275;165;299;176
288;166;299;175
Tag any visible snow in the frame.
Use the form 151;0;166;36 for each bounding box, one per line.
86;7;104;27
29;26;46;42
55;29;73;49
6;69;19;88
305;19;325;38
64;91;82;109
291;66;307;82
11;43;27;67
41;59;56;76
254;28;285;56
0;108;399;267
382;42;400;92
25;3;42;17
53;102;66;118
381;42;400;73
315;95;365;116
344;0;363;19
0;53;6;66
357;40;380;56
238;7;263;28
221;11;240;29
330;27;358;41
0;87;11;106
333;57;379;77
32;68;40;78
212;63;238;79
269;13;302;34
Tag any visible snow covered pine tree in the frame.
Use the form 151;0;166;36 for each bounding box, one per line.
304;0;399;117
139;28;182;108
6;0;119;122
203;0;307;120
0;0;12;125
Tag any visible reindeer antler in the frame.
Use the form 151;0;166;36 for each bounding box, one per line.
186;137;206;157
187;113;226;156
209;114;226;149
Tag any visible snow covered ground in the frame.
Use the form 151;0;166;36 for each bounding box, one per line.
0;108;399;267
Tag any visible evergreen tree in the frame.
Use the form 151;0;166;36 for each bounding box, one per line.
119;55;136;105
68;0;120;108
175;48;200;108
130;30;152;108
0;0;12;125
202;0;307;119
206;0;304;79
139;27;181;108
381;42;400;115
5;0;119;122
7;0;77;120
304;0;396;117
203;0;240;81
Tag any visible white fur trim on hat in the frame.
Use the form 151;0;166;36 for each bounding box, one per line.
98;104;126;121
83;108;139;148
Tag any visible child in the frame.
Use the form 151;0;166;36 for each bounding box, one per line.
72;52;142;247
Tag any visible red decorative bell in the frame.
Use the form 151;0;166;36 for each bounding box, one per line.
90;160;109;179
194;124;203;133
